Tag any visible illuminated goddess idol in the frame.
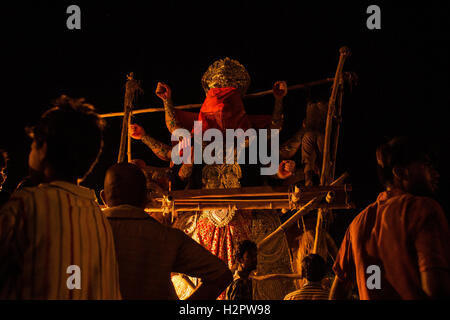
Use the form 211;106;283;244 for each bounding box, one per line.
130;58;296;299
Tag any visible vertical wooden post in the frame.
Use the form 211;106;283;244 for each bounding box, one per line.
117;72;142;163
313;47;351;254
127;112;132;162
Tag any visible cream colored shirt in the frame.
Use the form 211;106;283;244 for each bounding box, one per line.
0;181;121;299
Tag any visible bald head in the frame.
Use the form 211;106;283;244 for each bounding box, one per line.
103;163;147;208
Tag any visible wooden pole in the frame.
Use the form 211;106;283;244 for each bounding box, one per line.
127;110;132;162
329;74;345;180
99;77;337;118
117;72;142;163
257;172;348;249
244;78;335;99
312;47;351;254
320;47;351;186
257;197;321;249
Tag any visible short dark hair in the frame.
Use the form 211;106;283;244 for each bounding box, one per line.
235;240;257;261
376;136;431;187
31;95;105;182
301;254;326;282
104;163;148;207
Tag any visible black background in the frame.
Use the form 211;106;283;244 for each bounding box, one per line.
0;0;449;242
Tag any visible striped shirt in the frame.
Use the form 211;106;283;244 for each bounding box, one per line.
284;282;329;300
0;181;121;299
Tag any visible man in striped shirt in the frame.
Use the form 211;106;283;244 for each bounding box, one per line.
0;96;121;299
284;254;329;300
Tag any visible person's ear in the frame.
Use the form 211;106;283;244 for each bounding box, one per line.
38;141;48;162
392;166;408;181
100;189;107;207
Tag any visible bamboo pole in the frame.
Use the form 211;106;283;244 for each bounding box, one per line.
313;47;351;254
145;200;353;213
257;172;348;249
127;110;132;162
250;273;303;281
320;47;350;186
117;72;142;163
167;185;348;199
257;197;322;249
99;77;336;118
101;104;202;118
244;78;335;99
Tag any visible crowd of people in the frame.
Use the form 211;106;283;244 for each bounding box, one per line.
0;94;449;300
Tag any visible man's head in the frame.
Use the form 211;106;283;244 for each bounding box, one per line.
301;254;326;282
103;163;148;208
0;149;8;189
28;95;105;183
376;136;439;196
235;240;257;272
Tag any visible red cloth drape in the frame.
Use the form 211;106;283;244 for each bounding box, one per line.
174;87;272;132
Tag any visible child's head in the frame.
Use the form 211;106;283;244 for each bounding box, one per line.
235;240;257;272
301;254;326;282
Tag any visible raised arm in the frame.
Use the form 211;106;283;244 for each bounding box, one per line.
156;82;182;134
279;124;305;160
129;123;172;162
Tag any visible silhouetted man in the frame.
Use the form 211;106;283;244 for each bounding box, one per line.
330;137;450;299
102;162;232;300
0;96;121;299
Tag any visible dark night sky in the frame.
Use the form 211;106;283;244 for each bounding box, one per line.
1;1;449;240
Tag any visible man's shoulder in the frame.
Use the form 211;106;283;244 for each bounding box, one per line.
384;192;445;221
349;200;379;229
14;182;96;200
407;194;443;211
403;194;447;228
1;187;38;209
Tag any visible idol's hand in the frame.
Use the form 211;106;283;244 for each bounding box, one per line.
273;81;288;99
155;82;172;101
277;160;296;179
129;123;146;140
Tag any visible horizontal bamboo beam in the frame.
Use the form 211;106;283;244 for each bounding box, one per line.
100;104;202;118
167;184;350;199
145;202;353;213
144;179;353;212
99;77;335;118
250;273;302;281
244;78;334;99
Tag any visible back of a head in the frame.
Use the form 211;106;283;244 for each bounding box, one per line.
376;136;431;188
32;95;105;182
104;162;147;208
235;240;257;261
301;254;326;282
